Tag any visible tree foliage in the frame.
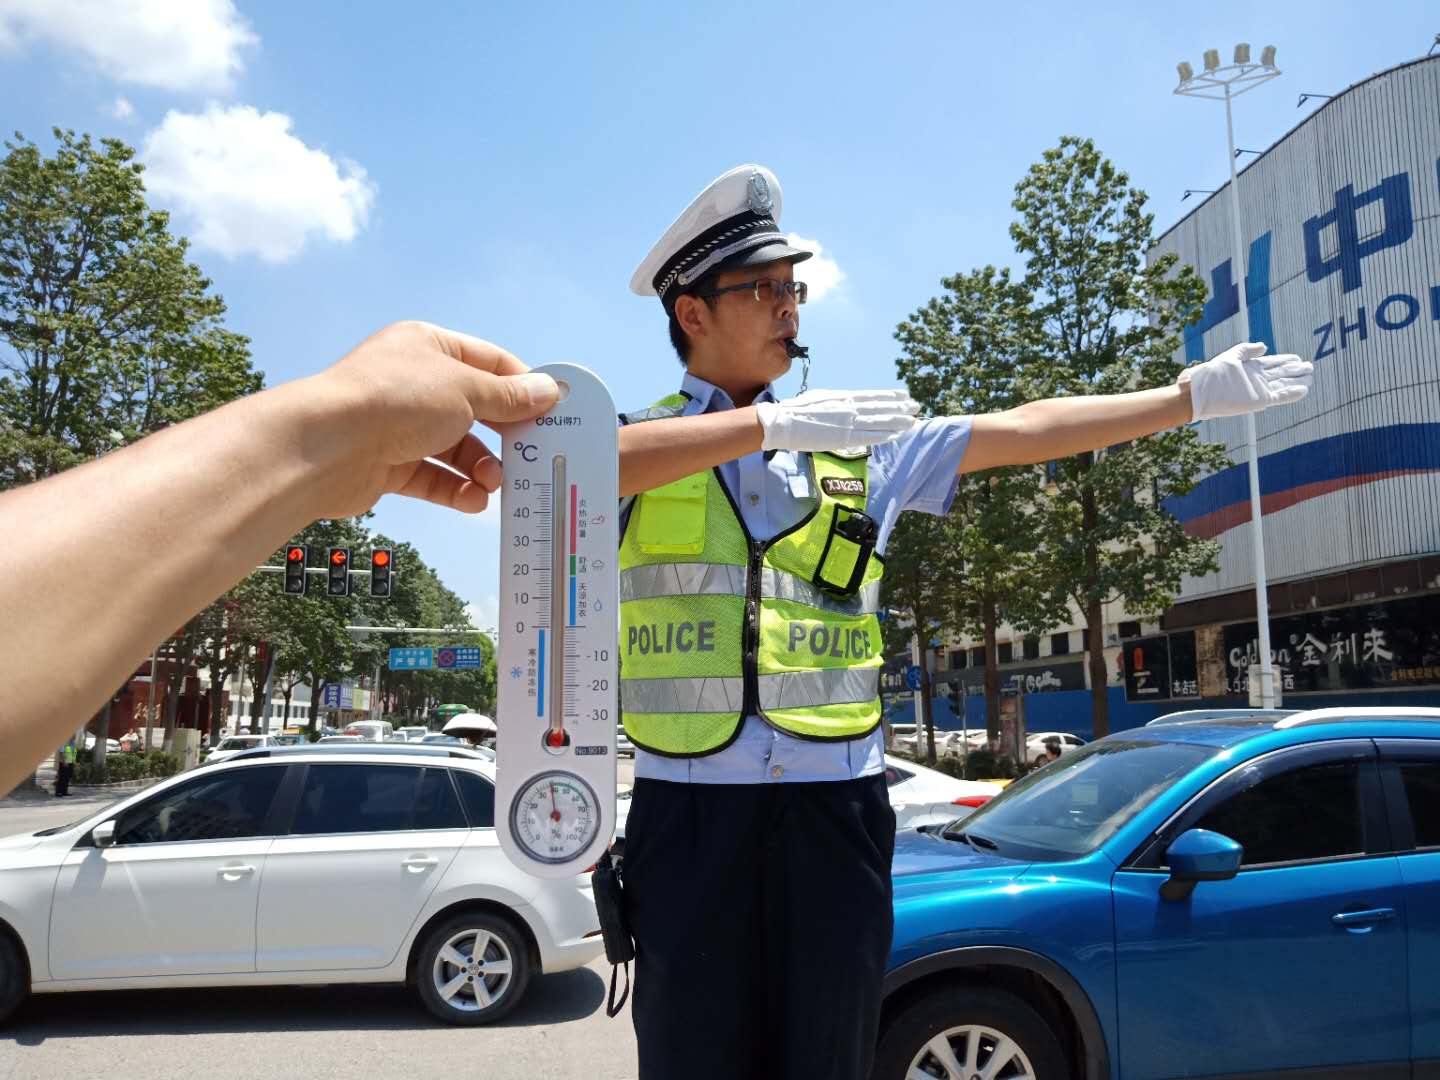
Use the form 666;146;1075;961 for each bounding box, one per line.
895;266;1068;740
0;129;259;487
1008;137;1230;736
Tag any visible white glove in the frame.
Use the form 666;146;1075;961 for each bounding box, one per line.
1178;342;1314;422
755;388;920;452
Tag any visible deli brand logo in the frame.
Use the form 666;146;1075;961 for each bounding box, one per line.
821;477;865;497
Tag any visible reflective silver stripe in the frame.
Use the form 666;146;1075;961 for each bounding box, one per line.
620;563;879;615
758;667;879;710
621;668;878;714
620;563;747;602
760;569;880;616
622;677;744;714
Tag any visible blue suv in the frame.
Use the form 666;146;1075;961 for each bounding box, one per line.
873;707;1440;1080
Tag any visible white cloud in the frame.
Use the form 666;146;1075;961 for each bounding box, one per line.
0;0;256;93
142;104;377;263
787;233;846;302
110;96;135;120
465;599;498;637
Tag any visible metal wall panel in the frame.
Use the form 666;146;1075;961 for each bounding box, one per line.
1149;56;1440;600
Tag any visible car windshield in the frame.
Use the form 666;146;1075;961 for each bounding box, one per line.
215;737;260;751
943;738;1216;860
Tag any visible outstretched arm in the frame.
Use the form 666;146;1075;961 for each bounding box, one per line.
0;322;559;793
958;343;1313;474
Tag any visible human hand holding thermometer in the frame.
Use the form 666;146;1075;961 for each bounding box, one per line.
494;363;619;877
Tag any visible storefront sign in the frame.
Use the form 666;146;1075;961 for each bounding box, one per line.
1223;593;1440;696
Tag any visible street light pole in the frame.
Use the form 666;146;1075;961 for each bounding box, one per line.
1175;44;1282;708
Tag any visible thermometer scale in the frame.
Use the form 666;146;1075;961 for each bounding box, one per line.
495;363;618;877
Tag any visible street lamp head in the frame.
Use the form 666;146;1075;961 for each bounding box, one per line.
1203;48;1220;72
1234;43;1251;65
1177;60;1194;83
1261;45;1277;68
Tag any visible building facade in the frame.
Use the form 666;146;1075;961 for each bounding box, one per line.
924;54;1440;738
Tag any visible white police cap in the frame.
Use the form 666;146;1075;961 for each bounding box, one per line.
630;164;812;312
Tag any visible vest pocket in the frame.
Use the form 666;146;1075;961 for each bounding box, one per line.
812;504;877;597
636;473;707;554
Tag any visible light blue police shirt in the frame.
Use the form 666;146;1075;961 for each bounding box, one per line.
626;372;973;784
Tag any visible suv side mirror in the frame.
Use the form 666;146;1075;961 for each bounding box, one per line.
92;820;117;848
1161;828;1242;900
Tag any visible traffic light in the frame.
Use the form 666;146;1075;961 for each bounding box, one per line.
284;545;308;595
327;547;351;596
369;548;393;598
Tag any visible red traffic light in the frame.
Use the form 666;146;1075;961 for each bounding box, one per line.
331;550;349;565
372;550;390;567
287;546;305;562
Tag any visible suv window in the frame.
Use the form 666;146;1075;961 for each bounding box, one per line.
116;765;286;844
452;770;495;828
1397;762;1440;848
292;764;465;834
1192;760;1363;866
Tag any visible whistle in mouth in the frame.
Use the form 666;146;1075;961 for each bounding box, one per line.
784;338;809;360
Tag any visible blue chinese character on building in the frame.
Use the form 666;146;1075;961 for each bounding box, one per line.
1303;172;1413;294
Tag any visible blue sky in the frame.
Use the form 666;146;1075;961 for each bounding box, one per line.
3;0;1434;631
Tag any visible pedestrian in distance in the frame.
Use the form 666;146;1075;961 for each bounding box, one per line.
611;164;1314;1080
54;740;76;798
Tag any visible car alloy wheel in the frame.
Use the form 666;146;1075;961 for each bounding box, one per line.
874;985;1069;1080
415;912;531;1025
907;1023;1037;1079
434;926;513;1010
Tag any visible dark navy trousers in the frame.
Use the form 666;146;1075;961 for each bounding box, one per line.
622;774;896;1080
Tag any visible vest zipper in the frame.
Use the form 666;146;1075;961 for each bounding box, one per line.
742;538;764;717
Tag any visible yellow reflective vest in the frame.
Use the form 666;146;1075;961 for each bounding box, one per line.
619;395;884;757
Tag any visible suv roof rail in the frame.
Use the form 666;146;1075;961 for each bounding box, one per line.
227;744;488;762
1273;707;1440;729
1144;708;1297;727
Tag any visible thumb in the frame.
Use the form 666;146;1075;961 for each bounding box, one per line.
1237;342;1269;361
466;370;560;425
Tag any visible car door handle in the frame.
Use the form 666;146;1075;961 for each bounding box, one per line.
402;856;439;871
1332;907;1396;932
218;864;256;880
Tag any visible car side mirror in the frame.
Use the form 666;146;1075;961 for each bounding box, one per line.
1161;828;1242;900
92;820;117;848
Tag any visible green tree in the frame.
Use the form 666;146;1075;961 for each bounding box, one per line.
1008;137;1229;737
896;266;1068;742
879;510;963;763
0;129;259;488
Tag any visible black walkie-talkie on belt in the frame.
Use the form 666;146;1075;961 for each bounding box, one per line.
591;849;634;1017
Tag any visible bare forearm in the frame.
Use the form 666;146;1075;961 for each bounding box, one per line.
0;377;343;783
618;408;763;496
964;384;1193;472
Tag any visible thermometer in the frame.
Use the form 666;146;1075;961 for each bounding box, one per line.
494;363;618;876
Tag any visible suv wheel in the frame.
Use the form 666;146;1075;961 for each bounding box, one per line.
874;984;1069;1080
414;912;531;1025
0;933;27;1025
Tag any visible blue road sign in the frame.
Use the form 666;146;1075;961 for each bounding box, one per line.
905;665;924;691
388;647;434;671
453;646;482;669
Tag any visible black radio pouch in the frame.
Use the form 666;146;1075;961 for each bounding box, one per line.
591;849;633;1017
813;505;879;597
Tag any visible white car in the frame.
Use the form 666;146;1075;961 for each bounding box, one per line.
1025;730;1088;764
616;725;634;757
881;755;1001;829
203;734;278;764
0;747;602;1025
397;726;430;742
612;754;1000;839
81;735;122;754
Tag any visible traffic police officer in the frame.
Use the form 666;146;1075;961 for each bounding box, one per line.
612;165;1313;1080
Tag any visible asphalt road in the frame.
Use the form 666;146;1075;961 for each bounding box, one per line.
0;762;641;1080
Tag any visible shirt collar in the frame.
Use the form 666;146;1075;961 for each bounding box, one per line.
679;371;777;414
